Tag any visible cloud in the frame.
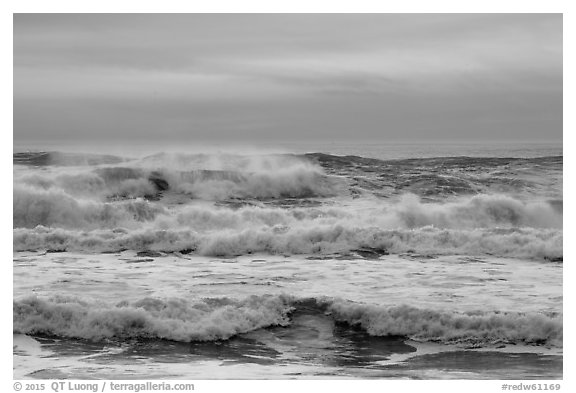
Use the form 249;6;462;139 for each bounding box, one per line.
13;14;562;143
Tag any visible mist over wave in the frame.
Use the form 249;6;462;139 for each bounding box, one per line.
13;151;562;259
15;153;336;201
14;151;563;200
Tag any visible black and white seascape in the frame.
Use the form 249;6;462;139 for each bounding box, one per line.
13;14;562;380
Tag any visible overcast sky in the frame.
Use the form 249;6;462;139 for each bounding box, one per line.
13;14;562;146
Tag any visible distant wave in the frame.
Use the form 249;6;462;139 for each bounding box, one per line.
14;150;563;168
13;295;562;347
15;154;336;201
13;151;125;166
13;151;562;259
303;152;563;168
13;151;563;200
304;153;563;198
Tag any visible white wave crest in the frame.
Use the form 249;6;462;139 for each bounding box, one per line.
13;295;561;346
385;194;562;229
13;295;292;342
326;299;562;346
13;184;165;229
14;153;336;201
13;225;562;260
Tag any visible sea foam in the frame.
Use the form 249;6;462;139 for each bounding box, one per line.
13;196;562;259
13;295;562;347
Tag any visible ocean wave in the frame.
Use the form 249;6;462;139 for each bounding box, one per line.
13;225;562;260
13;151;125;166
127;152;338;200
13;184;165;229
304;152;563;169
13;150;562;259
14;184;563;229
14;154;335;201
384;194;562;229
13;151;563;203
166;167;333;200
14;150;562;170
13;295;562;347
13;295;292;342
305;153;563;198
325;299;562;347
16;168;163;200
13;185;561;230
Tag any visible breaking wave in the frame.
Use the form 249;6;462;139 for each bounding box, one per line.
13;190;561;230
13;225;562;260
14;151;563;200
383;194;561;229
13;191;562;259
13;295;291;342
14;154;335;201
13;184;165;229
13;295;562;347
13;151;562;259
325;299;562;347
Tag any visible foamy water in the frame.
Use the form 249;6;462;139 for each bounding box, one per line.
13;143;563;379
